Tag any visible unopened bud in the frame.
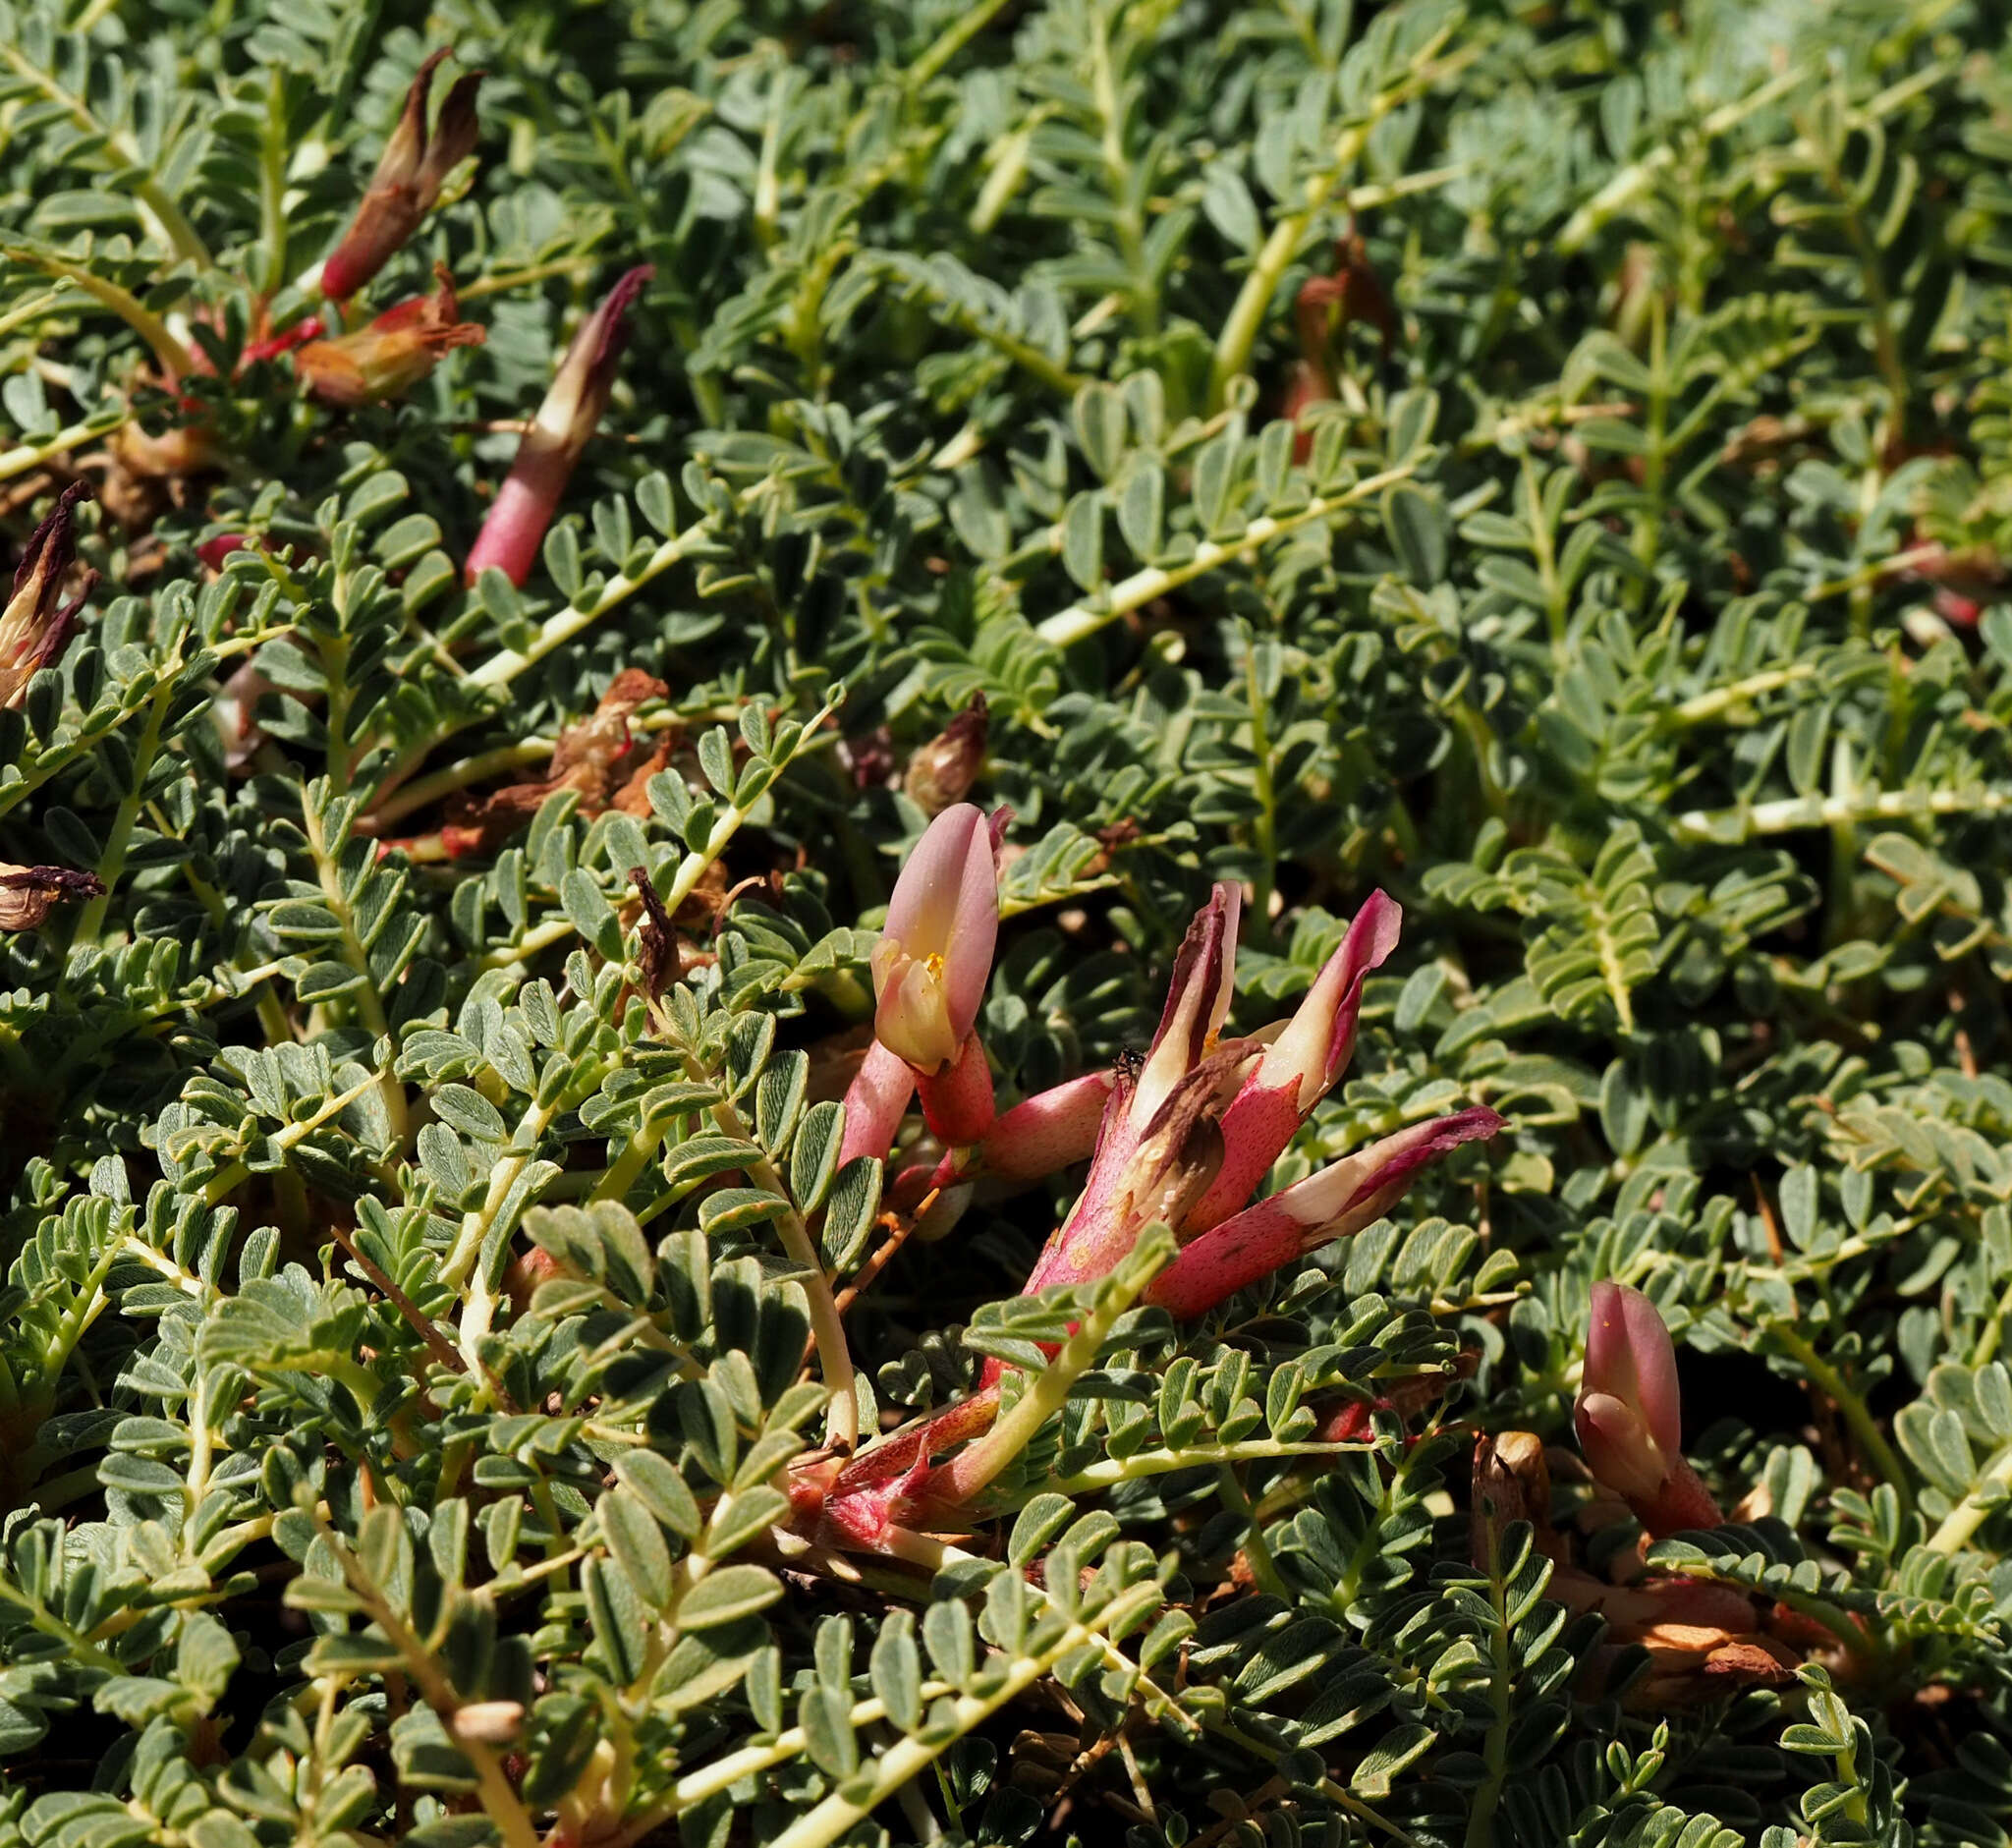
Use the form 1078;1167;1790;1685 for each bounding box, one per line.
904;693;988;815
321;51;484;301
1;482;95;708
464;265;652;588
449;1701;524;1745
867;804;1000;1077
1574;1282;1683;1501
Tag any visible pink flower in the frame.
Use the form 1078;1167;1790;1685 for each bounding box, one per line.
1022;884;1502;1316
320;51;483;302
464;266;653;588
1575;1282;1722;1536
1;482;95;709
867;804;999;1076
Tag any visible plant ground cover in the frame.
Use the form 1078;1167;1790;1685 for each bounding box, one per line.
6;0;2012;1841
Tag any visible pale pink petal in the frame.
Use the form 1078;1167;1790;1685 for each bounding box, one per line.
1574;1390;1669;1500
872;952;961;1074
939;812;1000;1042
1598;1281;1684;1462
1133;883;1241;1128
980;1071;1118;1181
883;804;987;951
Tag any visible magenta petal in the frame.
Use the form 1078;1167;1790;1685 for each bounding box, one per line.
1181;1080;1302;1234
1020;1082;1144;1294
1147;1106;1503;1318
916;1033;996;1145
1257;889;1403;1110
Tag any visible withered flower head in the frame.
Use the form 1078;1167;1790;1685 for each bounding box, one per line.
2;482;96;709
631;866;680;1004
320;50;485;302
0;863;103;931
295;266;484;405
904;692;989;815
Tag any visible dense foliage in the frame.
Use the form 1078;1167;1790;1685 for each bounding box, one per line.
6;0;2012;1841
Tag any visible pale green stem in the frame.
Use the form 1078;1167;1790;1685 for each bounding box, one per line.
0;413;129;483
929;1233;1170;1506
1927;1441;2012;1555
197;1070;380;1205
1665;664;1817;727
909;0;1017;85
767;1587;1163;1848
1671;783;2012;846
66;680;172;953
0;47;211;269
702;1092;858;1451
1763;1321;1914;1521
1038;1437;1370;1499
466;520;710;689
1556;67;1807;252
365;740;555;827
4;250;196;377
303;794;409;1148
1034;463;1418;648
310;1514;541;1848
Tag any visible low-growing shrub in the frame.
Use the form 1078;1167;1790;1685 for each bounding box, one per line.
3;0;2012;1842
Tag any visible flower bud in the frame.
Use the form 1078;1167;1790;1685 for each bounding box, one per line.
295;267;483;406
320;51;484;302
196;532;248;572
464;265;653;588
1;482;95;709
867;804;999;1077
904;693;988;815
0;863;103;931
449;1701;524;1745
1574;1282;1684;1502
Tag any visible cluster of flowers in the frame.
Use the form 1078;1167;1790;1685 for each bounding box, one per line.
843;803;1506;1320
799;807;1505;1541
821;811;1850;1706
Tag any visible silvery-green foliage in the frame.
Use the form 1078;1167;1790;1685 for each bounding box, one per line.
4;0;2012;1841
